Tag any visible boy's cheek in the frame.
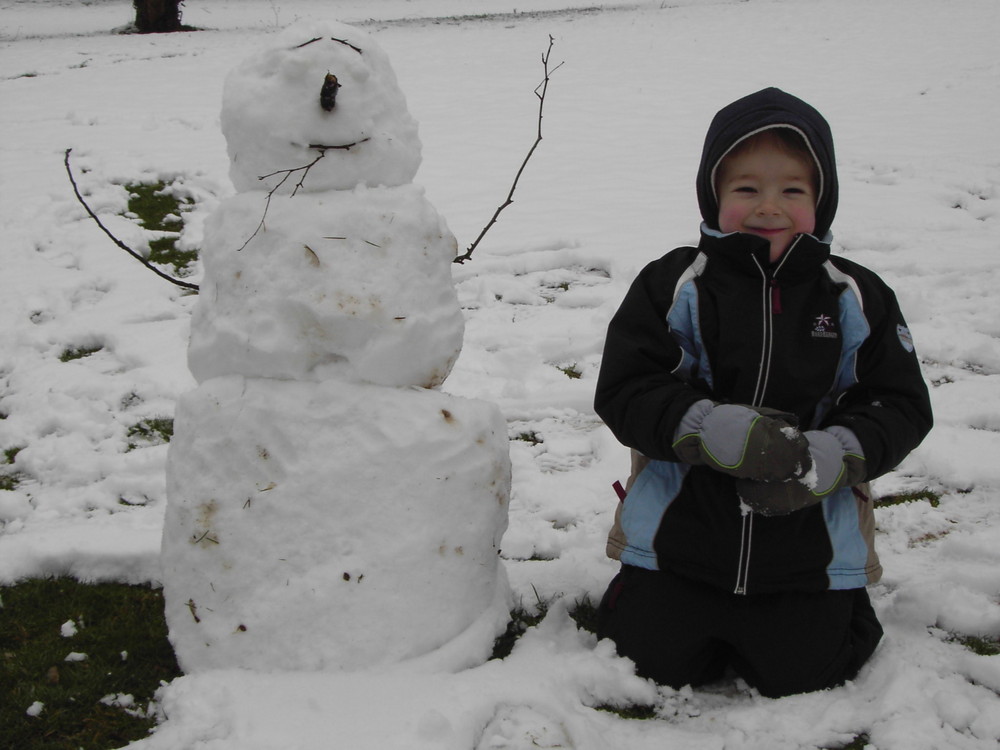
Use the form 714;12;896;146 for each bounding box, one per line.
718;206;744;234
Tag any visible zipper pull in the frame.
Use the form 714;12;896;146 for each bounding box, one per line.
770;278;783;314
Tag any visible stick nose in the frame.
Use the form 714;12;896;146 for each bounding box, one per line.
320;73;340;111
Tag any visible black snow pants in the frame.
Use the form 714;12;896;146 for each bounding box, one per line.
596;565;883;698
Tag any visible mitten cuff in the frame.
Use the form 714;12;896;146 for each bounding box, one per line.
824;424;864;458
671;399;715;464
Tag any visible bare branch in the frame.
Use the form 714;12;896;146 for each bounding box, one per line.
329;36;364;55
454;35;560;264
237;138;370;252
64;148;200;292
293;36;363;54
293;37;324;49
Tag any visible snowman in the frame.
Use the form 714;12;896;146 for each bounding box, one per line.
160;21;511;673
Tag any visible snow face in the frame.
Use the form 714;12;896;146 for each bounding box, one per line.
221;22;421;193
188;184;464;387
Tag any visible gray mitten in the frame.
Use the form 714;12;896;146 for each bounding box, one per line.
672;400;811;482
736;426;866;516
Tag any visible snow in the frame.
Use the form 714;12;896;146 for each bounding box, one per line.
163;376;511;672
1;0;999;748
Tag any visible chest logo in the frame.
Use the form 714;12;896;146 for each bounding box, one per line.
811;313;839;340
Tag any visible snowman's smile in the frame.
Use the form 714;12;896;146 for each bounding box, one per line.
300;137;371;151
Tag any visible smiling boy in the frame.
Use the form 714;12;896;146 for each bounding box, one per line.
593;88;932;697
715;129;817;262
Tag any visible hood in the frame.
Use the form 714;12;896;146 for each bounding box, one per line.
696;87;839;240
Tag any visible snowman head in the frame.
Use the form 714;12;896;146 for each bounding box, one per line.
221;22;422;194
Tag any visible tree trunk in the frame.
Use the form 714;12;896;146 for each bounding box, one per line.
133;0;185;33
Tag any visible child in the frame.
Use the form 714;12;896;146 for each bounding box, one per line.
593;88;933;698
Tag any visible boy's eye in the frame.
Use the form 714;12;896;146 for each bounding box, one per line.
733;186;756;193
784;187;807;195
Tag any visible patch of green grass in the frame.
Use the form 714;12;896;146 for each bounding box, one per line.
950;634;1000;656
125;418;174;452
491;595;601;660
594;702;658;720
126;182;187;233
568;597;599;635
59;345;103;363
124;181;198;276
557;363;583;379
874;489;940;508
147;235;198;277
0;445;25;491
491;602;548;661
513;431;542;445
0;578;181;750
0;473;23;491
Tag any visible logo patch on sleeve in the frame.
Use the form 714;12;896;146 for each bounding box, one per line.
897;324;914;352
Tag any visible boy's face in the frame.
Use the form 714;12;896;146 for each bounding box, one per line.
716;142;817;262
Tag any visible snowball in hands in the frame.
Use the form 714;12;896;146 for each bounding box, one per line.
162;20;511;673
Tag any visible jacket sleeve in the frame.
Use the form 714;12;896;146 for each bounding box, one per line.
822;262;933;479
594;251;709;461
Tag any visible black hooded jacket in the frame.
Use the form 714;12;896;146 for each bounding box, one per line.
594;88;933;594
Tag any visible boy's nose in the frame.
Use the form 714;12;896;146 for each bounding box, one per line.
756;196;781;214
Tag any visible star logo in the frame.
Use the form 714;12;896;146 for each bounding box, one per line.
811;313;838;340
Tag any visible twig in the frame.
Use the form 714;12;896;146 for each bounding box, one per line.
293;36;363;55
329;36;363;55
237;139;370;252
63;149;200;292
454;36;562;264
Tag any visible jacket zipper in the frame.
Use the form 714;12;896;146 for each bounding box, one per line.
750;256;776;423
751;237;800;406
737;240;799;594
734;511;753;595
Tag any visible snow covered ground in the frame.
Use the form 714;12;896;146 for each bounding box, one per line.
1;0;999;748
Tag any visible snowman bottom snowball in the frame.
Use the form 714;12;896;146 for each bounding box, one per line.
162;376;512;673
